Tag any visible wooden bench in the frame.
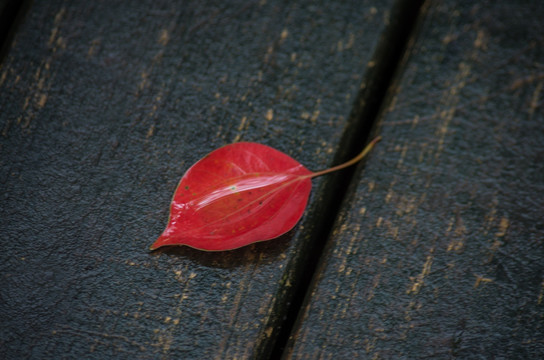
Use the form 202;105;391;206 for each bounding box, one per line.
1;0;543;358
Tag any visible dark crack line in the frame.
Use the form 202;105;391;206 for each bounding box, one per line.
267;0;428;358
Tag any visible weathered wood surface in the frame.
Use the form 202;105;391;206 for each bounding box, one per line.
285;0;544;358
0;0;413;358
0;0;27;60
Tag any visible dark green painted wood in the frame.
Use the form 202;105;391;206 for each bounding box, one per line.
0;1;402;358
285;0;544;358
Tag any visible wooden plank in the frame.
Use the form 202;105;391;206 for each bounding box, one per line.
0;0;30;60
0;0;405;358
284;0;544;358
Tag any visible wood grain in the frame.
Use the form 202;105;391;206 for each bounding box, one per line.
0;0;405;358
285;0;544;358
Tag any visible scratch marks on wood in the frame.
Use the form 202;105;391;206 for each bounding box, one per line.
407;247;434;295
473;274;493;289
265;108;274;121
495;217;509;238
487;216;510;263
134;22;176;138
3;7;66;136
509;71;544;91
138;70;150;93
87;38;101;57
337;225;361;275
48;7;67;49
151;265;194;356
233;116;249;142
52;324;147;353
435;61;470;160
158;29;170;47
263;27;290;66
214;253;260;360
528;80;543;120
336;32;355;52
280;28;289;41
445;215;467;253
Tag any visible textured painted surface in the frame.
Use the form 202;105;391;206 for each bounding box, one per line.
0;0;398;358
285;0;544;358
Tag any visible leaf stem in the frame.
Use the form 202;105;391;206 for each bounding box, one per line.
311;136;382;178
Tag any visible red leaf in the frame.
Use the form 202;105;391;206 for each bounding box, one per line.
150;137;381;251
